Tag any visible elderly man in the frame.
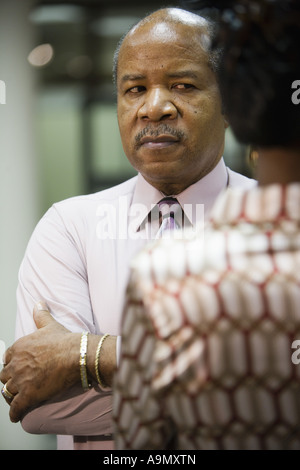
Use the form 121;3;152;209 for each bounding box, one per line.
0;7;255;450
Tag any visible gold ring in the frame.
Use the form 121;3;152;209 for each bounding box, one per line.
1;383;14;402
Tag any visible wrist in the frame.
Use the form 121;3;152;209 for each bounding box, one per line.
87;334;116;388
60;332;82;387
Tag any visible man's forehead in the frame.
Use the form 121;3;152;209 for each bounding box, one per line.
121;19;210;59
118;44;209;79
114;8;213;85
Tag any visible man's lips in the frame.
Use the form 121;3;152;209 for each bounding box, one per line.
139;135;180;149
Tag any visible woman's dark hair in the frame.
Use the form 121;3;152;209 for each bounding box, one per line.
183;0;300;148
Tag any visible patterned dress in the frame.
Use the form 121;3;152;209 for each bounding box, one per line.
113;184;300;450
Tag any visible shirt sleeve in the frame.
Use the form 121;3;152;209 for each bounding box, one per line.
16;204;95;338
16;203;112;436
21;386;112;436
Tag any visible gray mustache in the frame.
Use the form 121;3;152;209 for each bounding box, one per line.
135;124;185;146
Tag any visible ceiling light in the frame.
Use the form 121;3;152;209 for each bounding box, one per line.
27;44;54;67
29;5;85;24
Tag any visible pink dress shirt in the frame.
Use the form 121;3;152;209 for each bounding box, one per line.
16;158;256;449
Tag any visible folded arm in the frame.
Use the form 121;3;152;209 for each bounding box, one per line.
0;204;117;433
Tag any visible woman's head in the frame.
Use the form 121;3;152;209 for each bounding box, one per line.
185;0;300;148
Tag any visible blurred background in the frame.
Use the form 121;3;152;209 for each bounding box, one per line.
0;0;253;450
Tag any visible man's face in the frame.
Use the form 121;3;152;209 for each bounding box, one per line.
117;18;228;195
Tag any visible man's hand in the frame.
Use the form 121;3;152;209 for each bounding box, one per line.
0;301;81;423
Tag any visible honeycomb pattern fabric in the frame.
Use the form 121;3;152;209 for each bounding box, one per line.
113;184;300;450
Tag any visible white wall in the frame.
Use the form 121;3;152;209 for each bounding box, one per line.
0;0;56;450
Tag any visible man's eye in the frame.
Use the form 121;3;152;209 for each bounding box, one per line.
127;86;145;94
173;83;195;90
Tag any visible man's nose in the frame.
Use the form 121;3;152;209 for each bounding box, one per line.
138;88;178;121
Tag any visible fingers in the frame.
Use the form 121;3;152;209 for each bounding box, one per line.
33;301;54;329
1;380;18;414
1;378;31;423
0;346;12;383
0;364;9;384
5;378;18;396
9;394;25;423
2;345;12;366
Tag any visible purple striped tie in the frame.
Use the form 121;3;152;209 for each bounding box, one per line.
156;197;182;239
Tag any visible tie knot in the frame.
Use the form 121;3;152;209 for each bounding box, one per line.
157;197;180;218
155;197;183;239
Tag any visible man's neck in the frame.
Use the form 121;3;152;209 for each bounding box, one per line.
141;157;224;196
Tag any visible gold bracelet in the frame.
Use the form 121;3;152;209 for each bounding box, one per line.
95;333;109;389
79;331;91;391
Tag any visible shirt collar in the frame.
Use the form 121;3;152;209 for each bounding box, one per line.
130;157;228;233
129;174;162;233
